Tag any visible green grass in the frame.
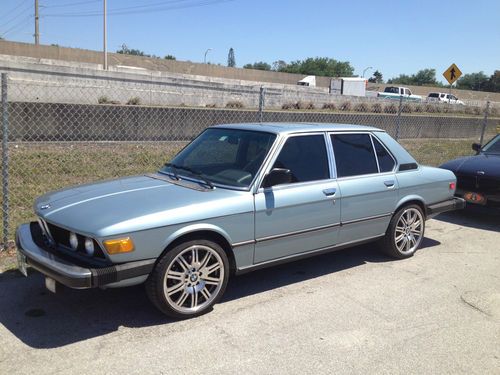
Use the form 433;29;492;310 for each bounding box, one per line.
0;137;492;246
0;142;185;243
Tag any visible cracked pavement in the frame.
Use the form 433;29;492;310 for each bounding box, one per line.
0;209;499;374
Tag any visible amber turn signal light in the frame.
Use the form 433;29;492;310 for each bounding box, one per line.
103;237;134;254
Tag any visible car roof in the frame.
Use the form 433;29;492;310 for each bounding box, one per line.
211;122;384;135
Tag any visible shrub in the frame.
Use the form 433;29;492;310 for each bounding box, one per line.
226;101;244;109
281;103;294;110
354;102;370;112
401;103;413;113
322;103;336;110
424;103;441;113
371;103;383;113
413;104;424;113
384;103;398;114
98;96;120;105
296;101;315;110
205;103;217;108
126;97;141;105
339;101;352;111
489;106;498;117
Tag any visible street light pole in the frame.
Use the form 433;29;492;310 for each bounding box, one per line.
362;66;373;78
204;48;212;64
103;0;108;70
34;0;39;45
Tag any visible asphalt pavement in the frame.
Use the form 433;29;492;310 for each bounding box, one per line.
0;209;499;374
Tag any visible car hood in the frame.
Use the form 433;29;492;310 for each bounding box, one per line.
440;154;500;178
35;174;251;237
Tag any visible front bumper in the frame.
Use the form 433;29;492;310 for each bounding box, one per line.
15;223;155;289
426;197;466;217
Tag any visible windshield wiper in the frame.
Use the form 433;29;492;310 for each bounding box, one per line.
163;163;214;189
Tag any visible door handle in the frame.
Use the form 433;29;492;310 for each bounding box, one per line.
323;188;336;196
384;180;395;188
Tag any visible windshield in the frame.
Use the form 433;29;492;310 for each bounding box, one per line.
160;128;277;189
481;135;500;155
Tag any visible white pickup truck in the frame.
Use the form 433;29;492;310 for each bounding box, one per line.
377;86;422;102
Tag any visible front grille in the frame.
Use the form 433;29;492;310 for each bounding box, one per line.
43;220;106;260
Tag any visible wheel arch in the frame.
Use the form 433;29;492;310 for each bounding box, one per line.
159;224;237;274
395;195;427;217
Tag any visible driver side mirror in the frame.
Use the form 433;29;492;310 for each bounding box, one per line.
472;143;481;153
262;168;292;188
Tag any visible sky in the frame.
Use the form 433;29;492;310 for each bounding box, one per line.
1;0;499;83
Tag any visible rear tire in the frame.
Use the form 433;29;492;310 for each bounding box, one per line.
381;204;425;259
146;239;229;319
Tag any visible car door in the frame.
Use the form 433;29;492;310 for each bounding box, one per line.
330;132;398;244
253;133;340;264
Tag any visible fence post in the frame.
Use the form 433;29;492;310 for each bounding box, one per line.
258;86;266;123
1;73;9;250
479;101;490;146
395;95;403;140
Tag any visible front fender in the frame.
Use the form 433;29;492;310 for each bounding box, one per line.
161;223;233;250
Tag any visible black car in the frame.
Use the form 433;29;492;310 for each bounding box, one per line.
440;134;500;208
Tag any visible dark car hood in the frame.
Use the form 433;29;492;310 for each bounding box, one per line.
34;174;251;237
440;154;500;178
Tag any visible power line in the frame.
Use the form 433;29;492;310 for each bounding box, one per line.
1;15;33;38
0;0;30;22
0;1;32;27
41;0;102;9
43;0;236;17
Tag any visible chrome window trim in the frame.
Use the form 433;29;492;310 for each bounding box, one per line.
329;131;399;177
370;135;382;173
255;132;333;191
370;133;397;173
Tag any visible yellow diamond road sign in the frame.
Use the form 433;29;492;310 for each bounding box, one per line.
443;63;462;85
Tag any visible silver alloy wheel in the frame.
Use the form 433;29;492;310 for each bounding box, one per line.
163;244;225;314
394;207;424;254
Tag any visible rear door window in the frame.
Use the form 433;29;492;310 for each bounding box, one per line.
331;133;378;177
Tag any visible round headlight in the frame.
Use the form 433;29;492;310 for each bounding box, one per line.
84;237;95;256
69;232;78;250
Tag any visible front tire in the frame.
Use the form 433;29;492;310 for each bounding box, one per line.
381;204;425;259
146;240;229;319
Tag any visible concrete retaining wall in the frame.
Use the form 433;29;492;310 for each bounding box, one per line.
5;102;493;142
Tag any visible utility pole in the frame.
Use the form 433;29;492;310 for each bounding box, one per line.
103;0;108;70
34;0;39;44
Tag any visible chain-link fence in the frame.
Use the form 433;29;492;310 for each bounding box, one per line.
1;69;498;249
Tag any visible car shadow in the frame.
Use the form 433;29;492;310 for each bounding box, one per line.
0;237;440;349
434;206;500;232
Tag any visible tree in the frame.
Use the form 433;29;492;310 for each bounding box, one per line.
413;69;437;86
278;57;354;77
243;61;272;71
272;60;287;71
368;70;383;83
456;72;489;91
164;55;176;60
484;70;500;92
227;48;236;67
387;68;439;86
117;44;148;56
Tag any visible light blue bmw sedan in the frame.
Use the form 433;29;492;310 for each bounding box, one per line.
16;123;465;318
